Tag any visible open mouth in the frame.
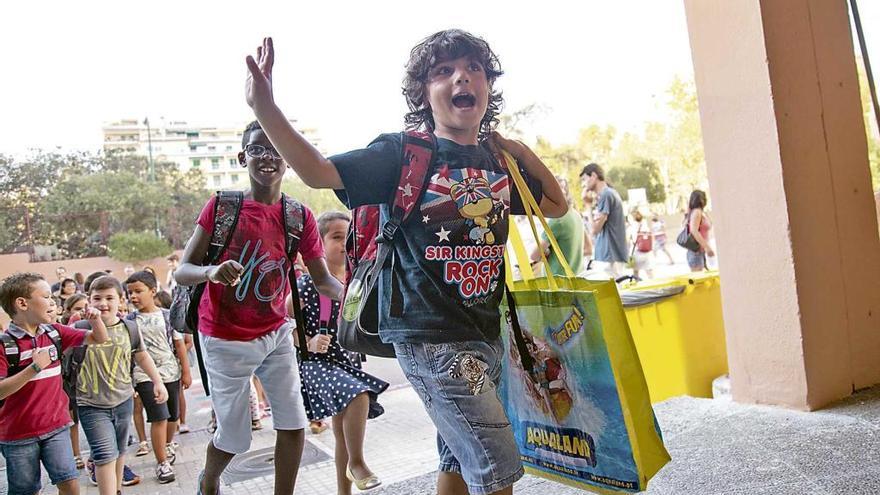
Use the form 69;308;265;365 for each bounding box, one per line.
452;92;477;109
258;164;278;174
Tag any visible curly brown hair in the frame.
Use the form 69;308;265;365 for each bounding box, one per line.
403;29;504;140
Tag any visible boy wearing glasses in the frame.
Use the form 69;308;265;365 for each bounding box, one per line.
175;121;344;495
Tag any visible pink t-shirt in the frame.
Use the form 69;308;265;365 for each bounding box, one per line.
196;196;323;341
0;323;87;442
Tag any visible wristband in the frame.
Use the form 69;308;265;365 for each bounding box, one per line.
30;362;42;373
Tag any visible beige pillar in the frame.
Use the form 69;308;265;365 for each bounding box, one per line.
683;0;880;410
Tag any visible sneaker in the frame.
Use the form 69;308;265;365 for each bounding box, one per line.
165;444;177;465
122;465;141;486
86;458;97;486
135;440;150;457
156;461;175;484
178;423;190;434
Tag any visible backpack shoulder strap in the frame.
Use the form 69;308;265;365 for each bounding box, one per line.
121;319;142;353
41;324;63;357
205;190;244;264
379;131;437;243
281;194;305;260
0;333;20;372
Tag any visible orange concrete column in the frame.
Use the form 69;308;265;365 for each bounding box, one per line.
683;0;880;410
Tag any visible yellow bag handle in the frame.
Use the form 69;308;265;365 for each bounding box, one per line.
500;150;576;283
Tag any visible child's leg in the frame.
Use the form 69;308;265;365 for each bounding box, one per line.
135;381;171;464
274;429;305;495
178;383;188;429
252;325;308;494
78;404;125;495
340;393;371;479
69;411;81;458
199;333;266;494
115;456;126;493
133;394;148;444
0;438;43;495
96;461;119;495
394;340;522;495
331;415;351;495
164;380;182;453
40;427;81;495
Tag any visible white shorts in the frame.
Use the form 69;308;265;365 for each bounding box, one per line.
200;323;308;454
633;250;654;271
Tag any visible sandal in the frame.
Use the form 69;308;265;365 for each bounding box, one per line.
309;420;329;434
251;419;263;431
75;456;84;469
346;466;381;491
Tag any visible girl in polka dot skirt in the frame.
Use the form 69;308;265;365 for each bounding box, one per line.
295;211;388;493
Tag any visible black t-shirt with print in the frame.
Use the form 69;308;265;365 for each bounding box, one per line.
330;133;542;344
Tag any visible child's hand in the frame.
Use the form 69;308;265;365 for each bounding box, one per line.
246;37;275;111
308;334;332;354
487;131;527;160
81;307;101;322
208;260;245;286
153;382;169;404
32;348;52;371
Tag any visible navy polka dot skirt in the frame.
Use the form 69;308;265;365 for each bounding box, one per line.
297;275;389;421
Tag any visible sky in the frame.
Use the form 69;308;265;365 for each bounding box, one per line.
1;1;878;156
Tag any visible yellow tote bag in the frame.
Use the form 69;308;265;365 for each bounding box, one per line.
499;151;670;493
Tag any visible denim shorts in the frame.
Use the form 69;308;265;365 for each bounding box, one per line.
394;338;523;495
686;249;707;270
78;397;134;465
200;323;308;454
0;426;78;495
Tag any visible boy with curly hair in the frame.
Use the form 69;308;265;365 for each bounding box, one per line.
245;29;566;495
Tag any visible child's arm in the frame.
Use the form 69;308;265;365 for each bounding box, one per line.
303;258;345;301
82;307;108;345
173;336;192;390
175;225;244;287
489;133;567;218
0;348;51;400
245;38;343;189
133;351;169;404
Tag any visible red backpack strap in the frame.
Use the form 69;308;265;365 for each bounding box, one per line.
281;193;304;260
206;190;244;264
379;131;437;243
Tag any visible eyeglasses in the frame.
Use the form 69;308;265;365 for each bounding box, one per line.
244;144;282;160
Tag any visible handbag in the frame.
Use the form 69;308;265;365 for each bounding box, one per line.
676;212;701;251
500;150;670;493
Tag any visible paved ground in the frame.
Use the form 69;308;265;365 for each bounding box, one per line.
14;381;880;495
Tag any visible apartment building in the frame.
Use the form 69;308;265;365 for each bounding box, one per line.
102;118;323;189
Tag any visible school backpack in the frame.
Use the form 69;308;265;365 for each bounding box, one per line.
62;318;142;400
0;325;63;408
125;308;173;348
337;131;437;358
168;191;304;395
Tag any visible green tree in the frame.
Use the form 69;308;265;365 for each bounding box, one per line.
108;231;173;262
606;160;666;203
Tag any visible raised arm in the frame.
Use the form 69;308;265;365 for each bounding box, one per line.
246;37;342;189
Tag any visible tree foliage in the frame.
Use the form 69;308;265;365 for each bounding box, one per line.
0;151;208;258
108;231;173;262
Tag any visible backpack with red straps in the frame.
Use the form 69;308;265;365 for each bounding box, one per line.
337;131;437;357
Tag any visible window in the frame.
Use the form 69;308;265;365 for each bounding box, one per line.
211;158;220;170
192;159;201;167
208;146;216;151
229;158;237;167
231;174;240;183
213;175;222;186
226;145;233;151
189;145;197;152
